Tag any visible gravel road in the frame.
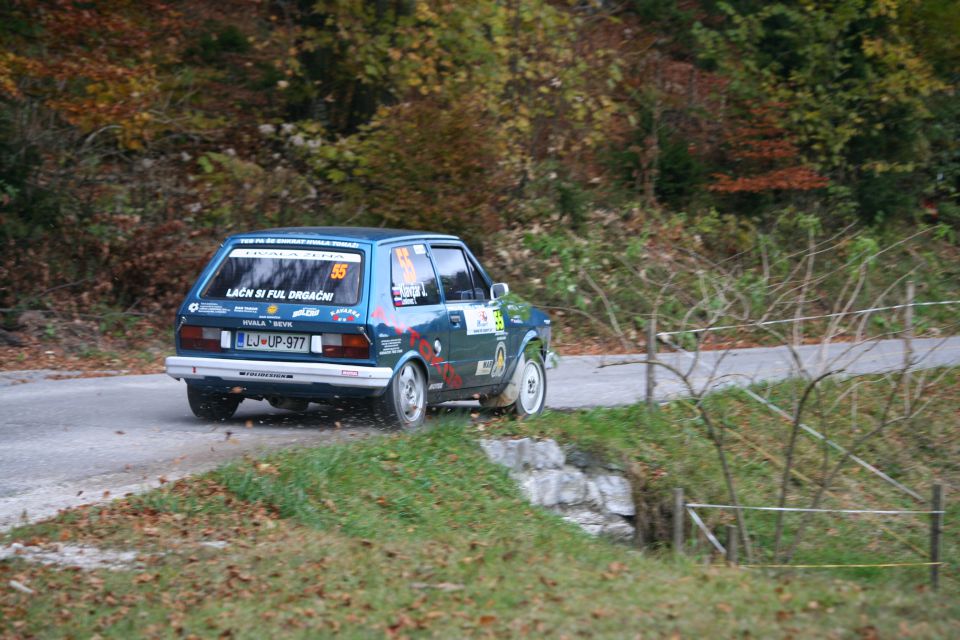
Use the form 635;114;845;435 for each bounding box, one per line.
2;336;958;529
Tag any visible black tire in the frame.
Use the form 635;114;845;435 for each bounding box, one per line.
509;352;547;418
375;361;427;431
187;386;241;421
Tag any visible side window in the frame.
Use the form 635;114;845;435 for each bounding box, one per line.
390;244;440;307
432;247;482;302
464;257;489;301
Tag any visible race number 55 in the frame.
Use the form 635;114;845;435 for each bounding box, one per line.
395;247;417;284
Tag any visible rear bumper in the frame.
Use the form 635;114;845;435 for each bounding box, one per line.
166;356;393;389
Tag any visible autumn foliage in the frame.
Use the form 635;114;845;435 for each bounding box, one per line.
709;105;829;194
0;0;957;326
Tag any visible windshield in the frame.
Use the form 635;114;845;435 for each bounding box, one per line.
202;248;363;305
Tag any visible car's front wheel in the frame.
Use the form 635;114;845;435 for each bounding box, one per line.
376;361;427;430
480;349;548;418
512;353;547;418
187;386;241;421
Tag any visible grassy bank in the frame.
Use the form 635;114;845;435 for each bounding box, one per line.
484;368;959;589
1;373;957;638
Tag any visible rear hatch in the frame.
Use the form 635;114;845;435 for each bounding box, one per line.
176;241;374;364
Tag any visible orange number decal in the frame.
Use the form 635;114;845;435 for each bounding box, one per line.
330;263;348;279
395;247;417;284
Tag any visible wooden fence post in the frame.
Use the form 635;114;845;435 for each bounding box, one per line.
725;524;738;566
904;280;915;409
673;488;684;556
931;483;943;591
646;317;657;410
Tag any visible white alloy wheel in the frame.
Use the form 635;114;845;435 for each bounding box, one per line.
515;354;546;417
397;362;426;425
376;361;427;430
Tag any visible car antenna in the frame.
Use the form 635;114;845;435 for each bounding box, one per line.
357;325;372;345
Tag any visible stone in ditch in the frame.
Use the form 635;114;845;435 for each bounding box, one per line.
594;475;635;516
558;507;608;527
583;478;605;509
520;469;588;507
600;520;636;543
480;438;529;471
531;440;565;470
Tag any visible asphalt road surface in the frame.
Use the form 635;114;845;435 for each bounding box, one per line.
2;336;958;529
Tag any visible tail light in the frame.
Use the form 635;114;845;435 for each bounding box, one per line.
180;325;222;352
322;333;369;359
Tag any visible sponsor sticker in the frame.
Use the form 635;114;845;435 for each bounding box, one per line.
266;304;279;314
330;308;361;322
413;244;426;255
236;237;360;249
238;371;293;379
476;359;493;376
340;370;359;377
233;305;258;314
429;382;443;391
288;290;334;302
292;307;321;319
463;307;497;335
378;337;403;356
371;306;463;390
187;301;229;315
228;248;361;262
491;341;507;378
228;288;334;303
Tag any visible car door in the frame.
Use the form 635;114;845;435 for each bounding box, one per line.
431;245;505;389
377;241;461;390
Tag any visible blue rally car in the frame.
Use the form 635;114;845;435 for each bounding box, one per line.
165;227;552;429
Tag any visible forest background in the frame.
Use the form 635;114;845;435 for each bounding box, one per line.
1;0;958;360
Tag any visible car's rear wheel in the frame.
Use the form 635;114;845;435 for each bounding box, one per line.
376;361;427;430
187;386;241;421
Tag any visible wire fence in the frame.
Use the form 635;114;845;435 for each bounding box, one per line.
647;285;953;588
655;331;931;502
644;286;957;503
654;299;960;338
675;486;946;589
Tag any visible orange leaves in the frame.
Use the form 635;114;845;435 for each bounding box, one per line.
709;103;829;194
709;167;830;194
0;53;39;99
601;561;628;580
5;0;182;148
256;463;278;476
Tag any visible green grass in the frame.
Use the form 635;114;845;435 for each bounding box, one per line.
485;369;959;588
1;373;958;638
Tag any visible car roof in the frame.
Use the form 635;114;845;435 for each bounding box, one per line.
230;226;461;245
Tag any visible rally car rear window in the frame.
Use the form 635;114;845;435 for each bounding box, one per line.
202;248;363;305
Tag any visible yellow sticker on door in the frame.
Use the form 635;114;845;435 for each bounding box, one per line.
494;309;505;331
492;341;507;378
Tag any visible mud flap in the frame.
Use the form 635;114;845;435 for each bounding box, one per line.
479;354;526;408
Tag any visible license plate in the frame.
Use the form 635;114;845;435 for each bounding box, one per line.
236;331;309;353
